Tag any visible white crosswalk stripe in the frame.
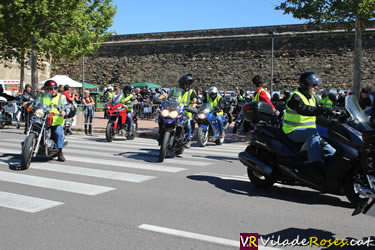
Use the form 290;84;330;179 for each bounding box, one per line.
0;134;243;213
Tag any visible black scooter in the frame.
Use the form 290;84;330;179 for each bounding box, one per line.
238;96;375;212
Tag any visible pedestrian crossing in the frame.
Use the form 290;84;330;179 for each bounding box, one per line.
0;134;246;213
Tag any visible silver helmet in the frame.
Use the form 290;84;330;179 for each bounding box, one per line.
208;86;218;94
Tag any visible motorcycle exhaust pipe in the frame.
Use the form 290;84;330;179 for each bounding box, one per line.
238;151;273;177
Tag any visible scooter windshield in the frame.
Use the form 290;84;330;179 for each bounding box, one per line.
345;95;373;129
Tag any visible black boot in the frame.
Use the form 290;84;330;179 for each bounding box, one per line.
57;149;65;162
84;125;88;135
88;125;92;136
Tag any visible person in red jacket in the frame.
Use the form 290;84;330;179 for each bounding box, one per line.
252;75;275;111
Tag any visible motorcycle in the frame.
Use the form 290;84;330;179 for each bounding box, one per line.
105;95;137;142
0;95;23;129
21;101;68;169
238;96;375;210
195;103;229;146
158;88;197;162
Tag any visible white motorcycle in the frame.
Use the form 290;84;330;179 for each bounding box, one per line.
0;98;23;129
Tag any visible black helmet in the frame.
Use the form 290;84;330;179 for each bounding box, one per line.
178;74;194;89
63;85;70;91
299;72;321;90
123;84;132;93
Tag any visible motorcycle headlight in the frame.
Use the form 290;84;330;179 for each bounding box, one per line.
169;110;178;119
198;113;206;119
35;109;44;118
161;109;169;117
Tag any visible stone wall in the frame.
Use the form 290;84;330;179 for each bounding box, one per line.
53;23;375;91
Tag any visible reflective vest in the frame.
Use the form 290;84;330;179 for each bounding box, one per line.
120;94;134;112
282;89;316;134
253;87;266;102
208;95;223;116
318;96;333;108
181;89;196;118
38;93;51;106
50;94;65;126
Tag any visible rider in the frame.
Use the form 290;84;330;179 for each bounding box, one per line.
318;90;336;108
179;74;198;148
120;85;135;132
282;72;336;173
204;86;225;139
252;75;275;111
38;80;67;162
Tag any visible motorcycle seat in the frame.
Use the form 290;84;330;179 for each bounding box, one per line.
260;125;304;153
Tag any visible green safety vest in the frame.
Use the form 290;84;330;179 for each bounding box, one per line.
282;89;316;134
318;96;333;108
208;95;224;116
120;94;134;112
253;87;266;102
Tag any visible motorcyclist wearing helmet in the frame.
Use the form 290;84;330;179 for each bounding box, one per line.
178;74;198;148
203;86;225;138
282;72;336;172
318;90;336;108
120;85;135;132
37;80;67;162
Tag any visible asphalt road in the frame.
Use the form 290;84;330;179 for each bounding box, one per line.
0;128;374;250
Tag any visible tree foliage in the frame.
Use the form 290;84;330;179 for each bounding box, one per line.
0;0;116;92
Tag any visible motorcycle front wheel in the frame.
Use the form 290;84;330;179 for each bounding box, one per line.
197;127;208;147
159;131;170;162
126;121;137;140
105;122;115;142
21;133;36;170
344;171;368;207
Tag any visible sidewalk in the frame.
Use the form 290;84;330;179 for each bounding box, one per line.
72;112;249;143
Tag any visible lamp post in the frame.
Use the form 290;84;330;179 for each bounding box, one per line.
269;31;275;97
82;55;85;94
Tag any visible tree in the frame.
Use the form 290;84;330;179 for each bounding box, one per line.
0;0;116;96
276;0;375;98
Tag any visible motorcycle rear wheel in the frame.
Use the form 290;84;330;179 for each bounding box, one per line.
247;168;275;188
106;122;115;142
197;127;208;147
159;131;170;162
21;133;36;170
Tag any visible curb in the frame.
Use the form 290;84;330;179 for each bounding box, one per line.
71;127;157;139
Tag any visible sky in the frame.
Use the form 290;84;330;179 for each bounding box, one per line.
109;0;306;35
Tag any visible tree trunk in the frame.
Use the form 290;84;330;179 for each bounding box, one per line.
31;49;38;97
352;17;362;99
19;52;25;93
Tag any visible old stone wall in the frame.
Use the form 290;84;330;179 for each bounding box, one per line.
53;24;375;91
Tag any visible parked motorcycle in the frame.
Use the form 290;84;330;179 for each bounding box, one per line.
195;103;229;146
238;96;375;209
158;88;197;162
105;95;137;142
21;101;68;169
0;96;23;129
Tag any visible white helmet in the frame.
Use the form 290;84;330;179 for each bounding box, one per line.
108;86;114;91
208;86;218;94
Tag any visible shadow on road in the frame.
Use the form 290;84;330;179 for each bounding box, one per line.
0;153;49;171
187;175;351;208
259;228;374;249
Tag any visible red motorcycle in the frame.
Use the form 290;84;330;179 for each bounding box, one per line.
105;97;137;142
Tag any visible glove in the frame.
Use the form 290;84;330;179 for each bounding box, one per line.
0;85;3;94
214;107;221;113
317;106;332;115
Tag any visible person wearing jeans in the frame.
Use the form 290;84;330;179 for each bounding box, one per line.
82;90;95;136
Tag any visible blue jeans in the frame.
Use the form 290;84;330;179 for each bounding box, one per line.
53;125;64;149
127;112;133;129
186;117;192;141
217;114;224;134
287;127;336;163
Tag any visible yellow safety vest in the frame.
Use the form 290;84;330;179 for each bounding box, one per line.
253;87;266;102
50;94;65;126
208;95;224;116
318;96;333;108
181;89;196;118
120;94;134;112
282;89;316;134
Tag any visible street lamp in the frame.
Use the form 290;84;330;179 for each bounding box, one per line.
269;31;275;97
82;55;85;94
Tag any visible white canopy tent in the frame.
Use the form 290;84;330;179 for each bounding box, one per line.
39;75;82;88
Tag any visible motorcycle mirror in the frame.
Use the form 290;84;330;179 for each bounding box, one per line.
186;107;198;114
